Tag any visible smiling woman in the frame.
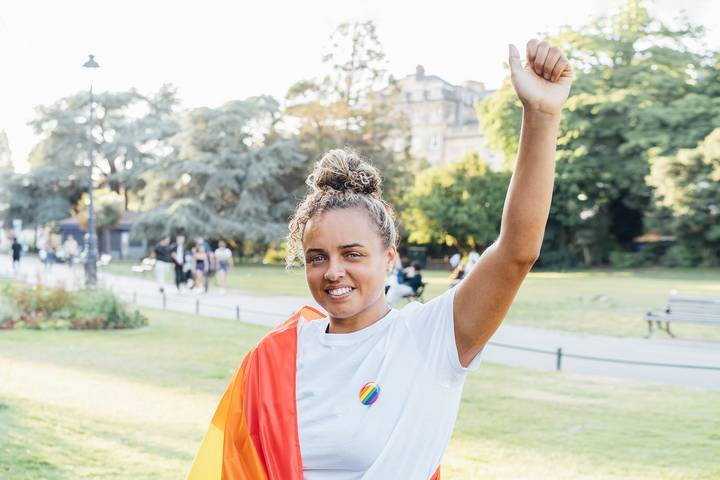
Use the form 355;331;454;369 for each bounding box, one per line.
189;39;573;480
289;151;398;333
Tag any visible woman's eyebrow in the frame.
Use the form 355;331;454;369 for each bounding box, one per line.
339;243;366;249
305;247;325;255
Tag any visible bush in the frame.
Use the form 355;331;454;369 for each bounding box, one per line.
262;242;288;265
608;250;648;269
0;284;147;330
661;244;703;267
0;298;19;329
70;290;147;329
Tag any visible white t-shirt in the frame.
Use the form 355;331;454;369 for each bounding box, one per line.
296;286;481;479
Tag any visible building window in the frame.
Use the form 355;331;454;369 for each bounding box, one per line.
430;135;440;150
405;92;412;102
423;90;431;100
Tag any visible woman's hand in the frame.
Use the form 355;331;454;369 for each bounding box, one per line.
509;40;573;116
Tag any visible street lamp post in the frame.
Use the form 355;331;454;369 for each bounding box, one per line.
82;54;99;287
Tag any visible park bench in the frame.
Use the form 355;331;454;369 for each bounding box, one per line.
383;282;428;303
406;282;428;303
131;257;155;275
644;294;720;337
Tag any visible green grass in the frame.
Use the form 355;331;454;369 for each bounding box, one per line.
107;261;720;340
1;309;718;479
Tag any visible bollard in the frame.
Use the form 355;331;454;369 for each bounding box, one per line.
556;347;563;371
195;299;200;315
133;291;137;304
236;305;240;321
162;293;167;310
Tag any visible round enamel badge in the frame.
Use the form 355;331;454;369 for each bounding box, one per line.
359;381;380;406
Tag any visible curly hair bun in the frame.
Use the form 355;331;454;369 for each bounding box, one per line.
309;149;382;196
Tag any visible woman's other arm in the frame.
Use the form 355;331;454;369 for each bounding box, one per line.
453;40;573;367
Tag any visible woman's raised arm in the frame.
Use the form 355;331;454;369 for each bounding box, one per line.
453;39;573;367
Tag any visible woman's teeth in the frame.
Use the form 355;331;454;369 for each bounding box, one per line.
328;287;352;296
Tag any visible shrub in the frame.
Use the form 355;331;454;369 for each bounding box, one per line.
0;285;147;330
0;298;19;329
262;242;288;265
70;290;147;329
608;250;648;269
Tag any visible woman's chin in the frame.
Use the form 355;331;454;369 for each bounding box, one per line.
322;303;356;319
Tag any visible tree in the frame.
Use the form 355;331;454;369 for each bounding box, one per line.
28;85;179;212
0;167;84;228
402;153;510;252
478;0;720;266
132;96;307;248
0;130;11;170
284;21;415;207
646;128;720;266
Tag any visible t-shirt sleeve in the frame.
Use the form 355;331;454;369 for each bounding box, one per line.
402;285;482;387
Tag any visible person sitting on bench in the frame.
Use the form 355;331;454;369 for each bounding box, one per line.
386;262;424;306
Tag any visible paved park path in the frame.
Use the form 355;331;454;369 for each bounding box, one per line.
3;254;719;390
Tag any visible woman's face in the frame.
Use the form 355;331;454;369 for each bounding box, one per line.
303;207;396;323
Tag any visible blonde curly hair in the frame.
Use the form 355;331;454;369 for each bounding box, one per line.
286;149;398;267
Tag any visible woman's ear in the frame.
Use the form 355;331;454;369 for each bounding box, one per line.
385;246;397;272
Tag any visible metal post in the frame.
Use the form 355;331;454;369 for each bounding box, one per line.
195;299;200;315
133;291;137;304
235;304;240;321
556;347;563;371
84;84;98;287
162;293;167;309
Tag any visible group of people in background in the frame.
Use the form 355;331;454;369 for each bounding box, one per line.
7;232;81;280
152;235;477;301
154;235;233;295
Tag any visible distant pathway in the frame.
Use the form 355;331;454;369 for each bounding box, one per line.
2;254;719;390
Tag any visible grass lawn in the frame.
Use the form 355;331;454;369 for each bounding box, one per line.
105;260;720;340
1;309;718;479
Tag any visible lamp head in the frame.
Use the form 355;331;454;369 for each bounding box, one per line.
82;54;100;69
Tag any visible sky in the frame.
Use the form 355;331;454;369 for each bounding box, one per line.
1;0;719;172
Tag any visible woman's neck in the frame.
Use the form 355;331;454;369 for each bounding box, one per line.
327;295;391;334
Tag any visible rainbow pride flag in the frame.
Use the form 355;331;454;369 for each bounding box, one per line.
187;306;441;480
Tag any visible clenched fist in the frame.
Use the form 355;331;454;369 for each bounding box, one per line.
509;40;573;116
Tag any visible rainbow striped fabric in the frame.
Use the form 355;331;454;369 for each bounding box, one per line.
187;307;442;480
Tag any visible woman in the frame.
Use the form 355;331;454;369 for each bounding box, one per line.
191;237;209;293
214;240;233;293
189;39;572;479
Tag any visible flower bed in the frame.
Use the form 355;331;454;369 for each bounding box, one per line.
0;284;148;330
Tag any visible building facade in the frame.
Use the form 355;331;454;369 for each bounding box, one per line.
385;66;501;168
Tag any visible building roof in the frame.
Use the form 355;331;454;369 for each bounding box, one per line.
57;210;141;230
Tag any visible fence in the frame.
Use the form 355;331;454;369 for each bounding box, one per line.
116;288;720;373
487;341;720;372
3;267;720;374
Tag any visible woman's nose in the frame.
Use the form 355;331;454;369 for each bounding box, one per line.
323;261;345;281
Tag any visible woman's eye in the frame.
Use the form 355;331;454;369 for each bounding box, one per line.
309;255;325;263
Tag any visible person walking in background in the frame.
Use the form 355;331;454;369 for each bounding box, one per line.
63;236;79;270
191;237;209;293
464;250;481;276
154;235;173;294
214;240;233;294
43;236;56;274
171;235;186;292
202;237;215;293
11;235;22;277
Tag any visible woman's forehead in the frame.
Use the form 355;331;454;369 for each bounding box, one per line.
303;208;380;247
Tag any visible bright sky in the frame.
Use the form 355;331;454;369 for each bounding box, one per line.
1;0;718;172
